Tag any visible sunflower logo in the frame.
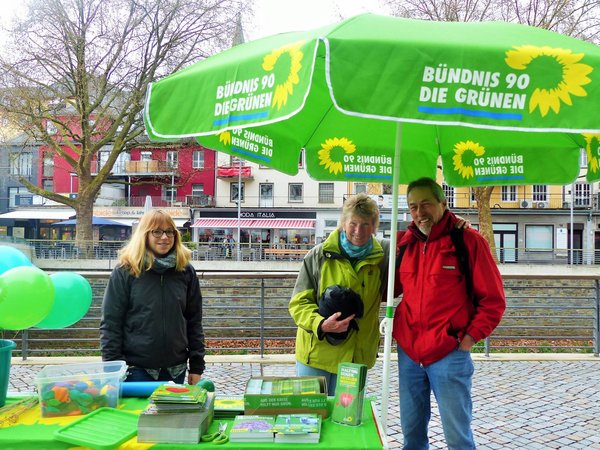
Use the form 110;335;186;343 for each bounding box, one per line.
318;137;356;176
505;45;593;117
583;134;600;174
262;41;305;110
218;131;231;146
452;140;485;179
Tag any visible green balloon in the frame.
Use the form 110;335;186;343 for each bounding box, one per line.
35;273;92;329
0;266;55;330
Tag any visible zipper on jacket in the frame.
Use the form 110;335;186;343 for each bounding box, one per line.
161;274;166;364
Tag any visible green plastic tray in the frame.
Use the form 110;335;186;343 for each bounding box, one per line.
54;407;138;450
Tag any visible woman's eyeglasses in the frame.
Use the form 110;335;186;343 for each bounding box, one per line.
150;229;176;238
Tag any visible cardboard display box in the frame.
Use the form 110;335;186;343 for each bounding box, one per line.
244;376;328;418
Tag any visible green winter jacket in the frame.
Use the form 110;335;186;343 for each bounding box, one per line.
289;229;389;374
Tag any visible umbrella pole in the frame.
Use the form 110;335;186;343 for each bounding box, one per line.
379;122;402;439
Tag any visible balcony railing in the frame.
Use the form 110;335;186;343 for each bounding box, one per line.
216;165;252;178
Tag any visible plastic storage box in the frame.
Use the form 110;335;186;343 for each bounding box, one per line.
35;360;127;418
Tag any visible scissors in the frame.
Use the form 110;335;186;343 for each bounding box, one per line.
201;422;229;444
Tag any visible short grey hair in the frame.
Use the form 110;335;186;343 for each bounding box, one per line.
339;193;380;230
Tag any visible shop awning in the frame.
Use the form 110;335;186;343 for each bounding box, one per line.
248;219;315;229
191;218;253;228
0;209;75;220
192;218;315;229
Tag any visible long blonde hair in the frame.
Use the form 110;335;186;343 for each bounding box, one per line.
118;209;191;277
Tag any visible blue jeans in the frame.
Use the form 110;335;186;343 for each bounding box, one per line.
295;362;337;395
125;367;186;384
397;347;475;450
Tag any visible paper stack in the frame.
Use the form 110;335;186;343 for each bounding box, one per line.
137;383;214;444
229;414;276;443
273;413;322;444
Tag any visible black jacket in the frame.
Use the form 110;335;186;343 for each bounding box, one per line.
100;263;205;374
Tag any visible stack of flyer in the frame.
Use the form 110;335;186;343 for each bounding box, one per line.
137;383;214;444
273;413;322;443
229;415;276;443
213;394;245;419
331;362;367;426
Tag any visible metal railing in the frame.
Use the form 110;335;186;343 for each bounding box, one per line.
12;238;600;265
1;272;598;359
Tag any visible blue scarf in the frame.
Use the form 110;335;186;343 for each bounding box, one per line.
340;231;373;260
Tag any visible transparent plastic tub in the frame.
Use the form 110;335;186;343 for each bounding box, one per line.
35;360;126;417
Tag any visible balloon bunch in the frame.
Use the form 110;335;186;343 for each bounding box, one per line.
0;246;92;330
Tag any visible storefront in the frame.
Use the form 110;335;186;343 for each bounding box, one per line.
191;209;316;246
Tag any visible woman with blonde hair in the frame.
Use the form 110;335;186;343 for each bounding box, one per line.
100;209;205;384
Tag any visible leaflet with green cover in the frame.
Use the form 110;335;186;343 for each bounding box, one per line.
332;362;367;426
274;413;322;444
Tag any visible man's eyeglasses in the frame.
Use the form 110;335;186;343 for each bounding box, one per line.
150;229;176;238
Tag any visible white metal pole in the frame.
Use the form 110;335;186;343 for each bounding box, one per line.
237;159;242;261
378;122;402;439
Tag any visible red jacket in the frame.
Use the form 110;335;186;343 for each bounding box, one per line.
392;211;505;366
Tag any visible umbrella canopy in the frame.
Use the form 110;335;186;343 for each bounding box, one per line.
143;14;600;433
52;217;130;227
145;14;600;185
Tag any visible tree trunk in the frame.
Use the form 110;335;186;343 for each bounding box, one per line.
475;186;498;263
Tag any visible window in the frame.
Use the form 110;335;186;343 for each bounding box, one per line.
192;184;204;196
382;184;393;195
574;182;591;207
319;183;334;203
193;150;205;169
580;148;588;168
470;187;476;203
525;225;553;252
442;183;455;208
46;120;57;135
354;183;367;194
140;151;152;161
289;183;303;202
43;154;53;177
9;152;32;177
163;186;177;203
166;151;178;169
231;155;243;166
42;179;54;191
501;186;517;202
532;185;547;202
231;182;245;203
260;183;274;207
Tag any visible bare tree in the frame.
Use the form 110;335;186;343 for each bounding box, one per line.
0;0;244;248
384;0;600;260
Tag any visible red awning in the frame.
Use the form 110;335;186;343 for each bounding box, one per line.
191;219;253;228
248;219;315;229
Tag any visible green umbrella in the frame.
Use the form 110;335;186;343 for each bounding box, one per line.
144;13;600;432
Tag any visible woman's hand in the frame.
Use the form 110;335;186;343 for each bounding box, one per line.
188;372;202;385
320;312;355;333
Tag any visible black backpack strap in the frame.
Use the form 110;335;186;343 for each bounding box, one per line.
450;228;475;307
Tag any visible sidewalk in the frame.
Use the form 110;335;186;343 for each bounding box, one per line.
9;354;600;449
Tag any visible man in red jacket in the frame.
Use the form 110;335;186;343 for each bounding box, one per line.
393;177;505;450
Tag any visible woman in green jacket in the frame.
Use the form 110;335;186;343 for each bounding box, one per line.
289;194;389;394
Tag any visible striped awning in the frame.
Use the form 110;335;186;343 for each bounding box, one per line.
192;218;315;229
248;219;315;229
191;219;253;228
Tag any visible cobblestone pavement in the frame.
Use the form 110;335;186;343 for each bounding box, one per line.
9;358;600;449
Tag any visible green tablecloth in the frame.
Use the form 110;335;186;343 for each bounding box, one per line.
0;396;385;449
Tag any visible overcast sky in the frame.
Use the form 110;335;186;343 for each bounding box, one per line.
0;0;389;41
245;0;389;40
